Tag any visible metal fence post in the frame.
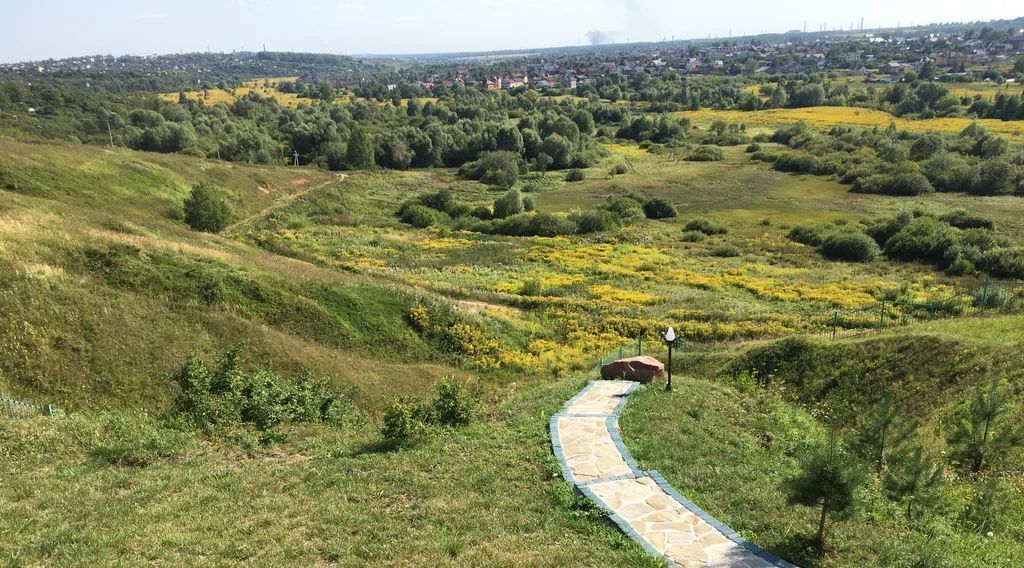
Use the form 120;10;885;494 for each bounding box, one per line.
878;301;886;330
831;311;839;340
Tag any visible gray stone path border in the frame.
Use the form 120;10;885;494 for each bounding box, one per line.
550;380;799;568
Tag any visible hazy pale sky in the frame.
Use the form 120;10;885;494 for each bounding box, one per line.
1;0;1021;63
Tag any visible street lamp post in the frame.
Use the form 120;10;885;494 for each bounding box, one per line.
661;327;676;392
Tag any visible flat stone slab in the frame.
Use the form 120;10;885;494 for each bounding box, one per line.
564;380;634;415
557;416;633;482
550;380;797;568
587;477;778;568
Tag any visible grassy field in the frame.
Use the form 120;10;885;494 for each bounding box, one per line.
3;129;1024;566
161;77;439;108
678;106;1024;139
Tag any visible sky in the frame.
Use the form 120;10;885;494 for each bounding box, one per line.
0;0;1021;63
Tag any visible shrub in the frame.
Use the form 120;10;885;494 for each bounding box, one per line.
447;203;472;219
820;232;881;262
172;351;351;432
853;172;935;196
685;218;728;235
380;397;426;448
711;244;741;257
610;162;629;175
884;217;958;266
681;230;707;242
788;224;829;246
945;257;976;276
183;183;232;233
773;152;819;174
470;205;492;220
527;212;577;237
463;150;522;188
940;210;994;230
745;143;762;153
979;247;1024;279
572;209;621;233
426;379;473;427
865;211;913;247
643;198;678;219
606;197;645;223
565;168;586;182
492;189;524;219
522;195;536;212
419;189;458;213
687;145;724;162
400;204;438;228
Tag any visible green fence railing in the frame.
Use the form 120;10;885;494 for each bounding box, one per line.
597;337;645;370
816;277;1024;340
1;394;61;419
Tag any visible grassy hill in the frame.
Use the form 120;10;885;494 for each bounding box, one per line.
3;134;1024;566
623;317;1024;567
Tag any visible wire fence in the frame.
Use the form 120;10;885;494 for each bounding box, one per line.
592;278;1024;373
812;277;1024;341
1;394;62;419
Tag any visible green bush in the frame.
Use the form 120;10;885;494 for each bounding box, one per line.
946;257;976;276
681;230;707;242
419;189;458;213
685;218;728;235
853;172;935;196
820;231;881;262
183;183;232;233
527;212;577;237
380;397;427;448
687;145;724;162
884;217;958;266
572;209;621;233
979;247;1024;279
522;195;536;212
939;210;994;230
470;205;492;220
565;168;586;182
462;150;522;188
787;224;830;246
711;244;741;257
773;152;819;174
610;162;629;175
745;143;762;153
426;379;474;427
492;189;524;219
606;196;645;222
643;198;678;219
400;204;438;228
172;351;351;432
708;244;741;257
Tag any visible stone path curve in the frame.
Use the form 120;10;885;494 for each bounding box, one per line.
550;380;798;568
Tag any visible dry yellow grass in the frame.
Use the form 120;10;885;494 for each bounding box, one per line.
677;106;1024;139
161;76;305;107
162;77;438;108
948;83;1024;101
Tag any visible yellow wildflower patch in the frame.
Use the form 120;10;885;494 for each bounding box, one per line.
588;285;662;306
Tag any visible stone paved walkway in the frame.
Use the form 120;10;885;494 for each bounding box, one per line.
550;381;798;568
